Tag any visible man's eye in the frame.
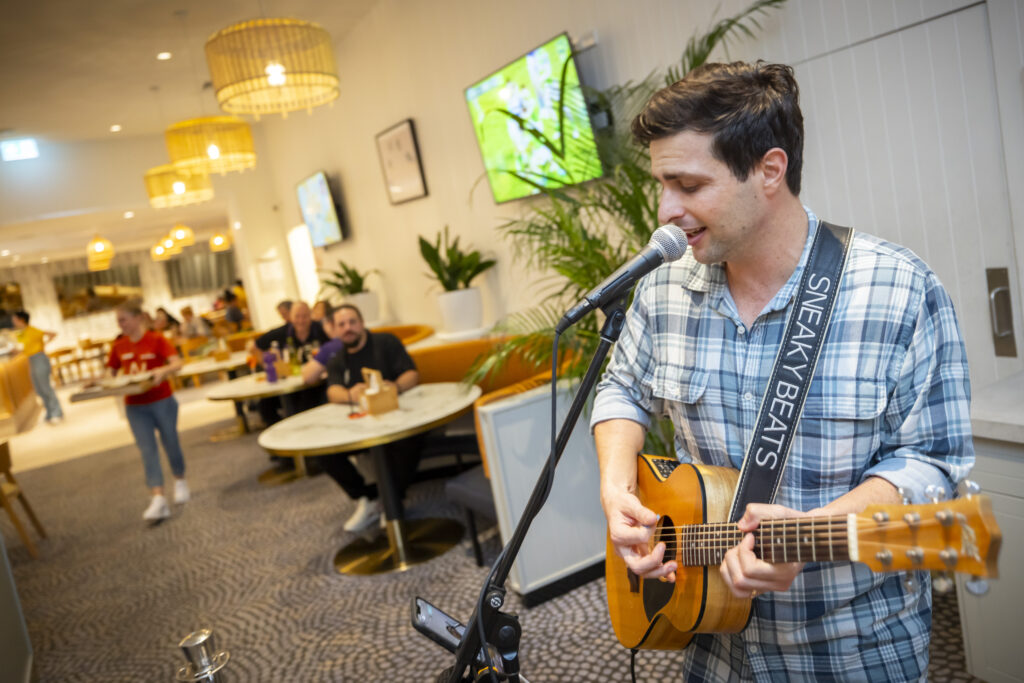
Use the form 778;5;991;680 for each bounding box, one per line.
680;184;699;193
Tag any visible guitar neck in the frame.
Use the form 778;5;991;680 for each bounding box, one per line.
679;516;853;567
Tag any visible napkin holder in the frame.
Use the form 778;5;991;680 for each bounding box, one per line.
359;367;398;415
273;359;291;379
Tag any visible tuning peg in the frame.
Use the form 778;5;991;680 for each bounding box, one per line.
933;572;955;594
897;487;911;505
957;480;981;499
965;576;990;596
924;484;946;503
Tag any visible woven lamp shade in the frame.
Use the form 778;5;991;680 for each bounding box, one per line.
209;232;232;252
151;244;171;261
171;224;196;246
166;116;255;174
205;18;339;117
161;234;183;255
87;235;114;271
144;164;214;209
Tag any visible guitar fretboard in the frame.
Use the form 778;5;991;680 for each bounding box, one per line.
676;517;852;567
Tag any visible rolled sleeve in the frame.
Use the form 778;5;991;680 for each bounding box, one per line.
590;276;658;433
868;274;974;503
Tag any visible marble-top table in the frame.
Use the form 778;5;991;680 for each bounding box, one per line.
177;351;250;380
258;382;482;574
205;372;309;402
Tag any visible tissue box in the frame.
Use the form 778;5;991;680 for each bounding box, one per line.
359;367;399;415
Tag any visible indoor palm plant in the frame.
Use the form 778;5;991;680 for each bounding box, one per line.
467;0;787;455
320;261;380;322
419;225;497;335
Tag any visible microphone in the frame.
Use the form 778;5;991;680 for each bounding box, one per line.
555;224;688;333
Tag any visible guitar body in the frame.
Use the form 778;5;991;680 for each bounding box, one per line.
606;455;752;650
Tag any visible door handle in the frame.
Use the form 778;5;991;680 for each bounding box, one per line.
989;286;1012;338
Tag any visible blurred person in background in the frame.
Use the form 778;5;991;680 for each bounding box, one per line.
178;306;211;338
11;310;64;424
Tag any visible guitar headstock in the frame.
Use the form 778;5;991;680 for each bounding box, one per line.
856;493;1001;578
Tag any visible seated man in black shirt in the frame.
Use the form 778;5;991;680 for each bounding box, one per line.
252;300;332;426
323;304;420;532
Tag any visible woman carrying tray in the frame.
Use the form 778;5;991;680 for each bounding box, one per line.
106;300;189;522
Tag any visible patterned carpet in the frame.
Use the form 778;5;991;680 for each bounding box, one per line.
2;418;983;682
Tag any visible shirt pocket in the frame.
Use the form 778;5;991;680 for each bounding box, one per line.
790;376;888;498
651;368;722;464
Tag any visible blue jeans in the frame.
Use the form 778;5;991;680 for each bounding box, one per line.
126;396;185;489
28;352;63;420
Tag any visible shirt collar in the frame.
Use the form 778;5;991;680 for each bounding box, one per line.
681;207;819;314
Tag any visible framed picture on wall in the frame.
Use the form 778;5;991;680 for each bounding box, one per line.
375;118;428;204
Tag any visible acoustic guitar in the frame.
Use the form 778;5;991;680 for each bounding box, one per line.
606;454;1002;650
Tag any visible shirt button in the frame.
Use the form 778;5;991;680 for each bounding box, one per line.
737;325;746;335
748;644;760;653
744;391;754;401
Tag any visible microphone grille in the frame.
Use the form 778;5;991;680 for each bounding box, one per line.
649;224;688;261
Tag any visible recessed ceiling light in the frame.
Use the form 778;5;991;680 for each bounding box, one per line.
233;221;242;230
157;52;172;61
123;211;135;219
41;257;49;264
110;124;122;132
0;250;9;256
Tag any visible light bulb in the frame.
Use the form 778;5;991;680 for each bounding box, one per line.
94;243;105;253
207;143;220;160
172;181;186;194
265;63;286;86
213;236;224;246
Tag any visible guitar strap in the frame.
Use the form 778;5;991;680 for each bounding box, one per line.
726;221;853;523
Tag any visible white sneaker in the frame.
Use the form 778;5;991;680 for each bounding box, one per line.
343;497;382;532
143;495;171;521
173;479;190;504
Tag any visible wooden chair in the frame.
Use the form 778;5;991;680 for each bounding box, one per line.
47;347;78;386
0;441;46;559
177;336;210;358
223;329;262;352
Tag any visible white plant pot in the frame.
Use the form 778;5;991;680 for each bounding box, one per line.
344;291;380;326
437;287;484;335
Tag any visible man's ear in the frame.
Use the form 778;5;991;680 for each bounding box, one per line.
758;147;789;197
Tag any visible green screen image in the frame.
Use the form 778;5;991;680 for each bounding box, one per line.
465;33;604;203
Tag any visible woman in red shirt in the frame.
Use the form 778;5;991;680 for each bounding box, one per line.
107;301;188;522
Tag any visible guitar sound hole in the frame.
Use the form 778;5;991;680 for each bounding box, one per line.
655;515;677;564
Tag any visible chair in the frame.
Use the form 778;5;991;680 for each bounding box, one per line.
177;336;210;358
223;329;262;352
0;441;47;559
371;324;434;346
446;372;552;565
47;347;78;386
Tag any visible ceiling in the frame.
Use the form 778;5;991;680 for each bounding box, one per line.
0;0;377;266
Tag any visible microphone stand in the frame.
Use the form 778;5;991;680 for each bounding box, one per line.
430;296;629;683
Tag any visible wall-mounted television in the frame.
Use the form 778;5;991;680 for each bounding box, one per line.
296;171;348;248
465;33;604;204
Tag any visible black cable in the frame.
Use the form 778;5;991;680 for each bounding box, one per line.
630;648;639;683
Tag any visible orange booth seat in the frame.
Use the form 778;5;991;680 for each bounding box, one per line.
371;324;434;346
407;337;546;395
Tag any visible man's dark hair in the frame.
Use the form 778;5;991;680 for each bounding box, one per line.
632;61;804;195
13;309;29;324
333;304;363;323
277;300;293;313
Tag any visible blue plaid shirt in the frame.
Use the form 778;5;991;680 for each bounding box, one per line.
592;208;974;681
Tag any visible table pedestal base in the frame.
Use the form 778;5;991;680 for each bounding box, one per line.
334;518;464;575
256;457;307;486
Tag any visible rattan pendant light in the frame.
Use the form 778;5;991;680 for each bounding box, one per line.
151;243;171;261
209;232;232;252
166;116;255;174
205;18;339;117
87;235;114;271
171;224;196;246
144;164;214;209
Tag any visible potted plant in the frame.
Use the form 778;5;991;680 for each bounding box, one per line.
320;261;381;324
419;226;497;336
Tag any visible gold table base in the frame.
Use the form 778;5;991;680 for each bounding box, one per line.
334;518;464;575
256;456;307;486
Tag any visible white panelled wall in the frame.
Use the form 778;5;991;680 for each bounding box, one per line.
1;0;1021;387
